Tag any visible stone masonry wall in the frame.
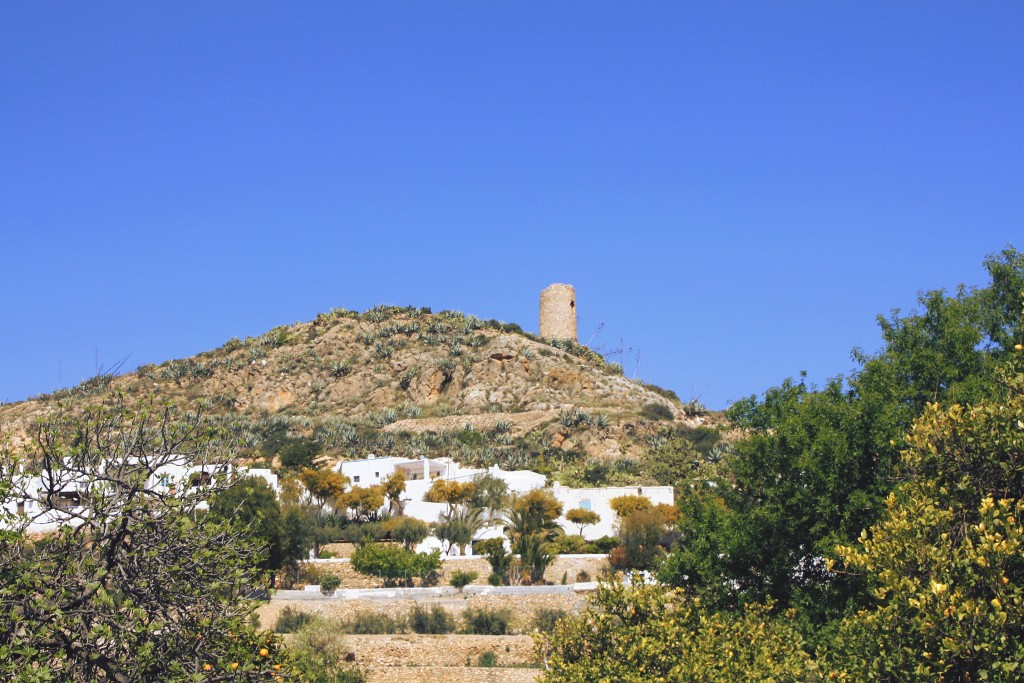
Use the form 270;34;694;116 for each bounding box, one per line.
258;590;584;634
539;284;577;342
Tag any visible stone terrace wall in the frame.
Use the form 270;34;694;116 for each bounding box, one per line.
258;590;584;634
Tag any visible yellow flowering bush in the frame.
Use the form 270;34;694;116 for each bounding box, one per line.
828;377;1024;682
536;580;815;682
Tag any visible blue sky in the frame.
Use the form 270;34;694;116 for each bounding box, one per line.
1;3;1021;409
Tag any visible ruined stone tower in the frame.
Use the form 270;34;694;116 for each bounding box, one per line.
539;283;577;342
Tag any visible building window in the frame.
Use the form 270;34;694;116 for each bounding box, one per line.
580;499;592;511
353;476;360;483
17;501;26;516
375;472;379;478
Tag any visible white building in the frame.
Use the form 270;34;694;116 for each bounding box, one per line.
2;460;262;535
332;454;672;547
551;482;674;540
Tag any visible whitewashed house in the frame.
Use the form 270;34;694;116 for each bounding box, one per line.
551;482;674;540
329;453;673;550
2;460;269;535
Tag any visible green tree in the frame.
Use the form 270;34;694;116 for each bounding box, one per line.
479;537;514;585
468;473;509;521
386;515;429;551
0;397;287;682
209;475;284;573
277;437;321;469
825;368;1024;682
662;248;1024;632
300;467;349;508
350;543;441;587
281;505;317;577
434;505;485;555
565;507;600;536
503;489;563;585
337;485;385;521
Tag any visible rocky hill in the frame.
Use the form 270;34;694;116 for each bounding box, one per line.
1;305;720;480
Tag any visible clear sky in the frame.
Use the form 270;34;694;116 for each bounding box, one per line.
2;3;1021;410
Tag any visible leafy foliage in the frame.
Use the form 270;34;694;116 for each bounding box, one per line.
462;606;514;635
448;569;478;591
825;373;1024;682
349;543;441;587
386;515;429;550
209;475;284;572
565;507;600;535
410;604;456;634
662;247;1024;630
640;402;674;421
433;505;484;555
537;581;814;682
0;397;288;682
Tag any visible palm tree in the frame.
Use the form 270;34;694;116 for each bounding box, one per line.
433;505;485;555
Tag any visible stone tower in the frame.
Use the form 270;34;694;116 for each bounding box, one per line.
539;283;577;342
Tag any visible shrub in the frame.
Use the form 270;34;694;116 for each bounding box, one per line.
410;605;455;634
278;438;321;468
297;563;327;586
640;402;674;421
682;399;707;417
533;608;569;634
341;521;388;545
462;607;513;635
344;610;406;635
639;381;680;402
477;651;499;667
320;573;341;595
538;582;812;682
399;367;419;389
290;617;367;683
587;536;620;554
559;408;592;428
449;570;478;592
274;606;316;633
351;543;442;587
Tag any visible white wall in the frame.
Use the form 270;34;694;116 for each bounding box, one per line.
552;483;675;540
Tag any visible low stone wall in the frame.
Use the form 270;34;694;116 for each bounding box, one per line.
303;554;607;590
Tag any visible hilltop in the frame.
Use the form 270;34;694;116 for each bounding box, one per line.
0;305;723;482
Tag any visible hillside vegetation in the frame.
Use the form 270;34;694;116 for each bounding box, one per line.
0;306;721;486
